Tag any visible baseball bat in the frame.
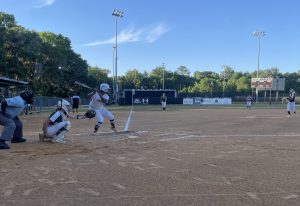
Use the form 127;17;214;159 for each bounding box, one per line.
74;81;92;90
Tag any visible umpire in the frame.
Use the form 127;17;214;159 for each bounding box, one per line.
0;91;33;149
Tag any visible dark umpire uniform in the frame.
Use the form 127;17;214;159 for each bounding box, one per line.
0;91;33;149
71;94;80;113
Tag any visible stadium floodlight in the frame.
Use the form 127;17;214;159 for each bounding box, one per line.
112;46;116;100
253;31;265;78
253;30;265;103
112;9;123;104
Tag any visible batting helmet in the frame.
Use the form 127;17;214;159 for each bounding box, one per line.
100;83;110;93
20;90;34;104
57;100;71;115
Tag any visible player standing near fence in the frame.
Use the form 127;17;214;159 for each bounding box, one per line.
71;92;81;113
246;95;252;110
160;93;167;111
287;89;296;118
86;83;116;133
0;91;33;149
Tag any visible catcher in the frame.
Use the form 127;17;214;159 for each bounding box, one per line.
39;100;96;143
86;83;117;133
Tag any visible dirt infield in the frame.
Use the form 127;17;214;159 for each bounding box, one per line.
1;105;300;206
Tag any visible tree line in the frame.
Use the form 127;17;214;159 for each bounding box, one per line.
1;12;300;99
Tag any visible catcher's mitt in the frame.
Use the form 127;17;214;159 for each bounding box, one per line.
84;109;96;119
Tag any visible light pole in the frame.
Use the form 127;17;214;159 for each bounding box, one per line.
253;30;265;102
220;70;226;98
211;81;214;98
162;63;165;89
223;75;225;98
112;9;123;104
276;77;279;102
112;46;115;101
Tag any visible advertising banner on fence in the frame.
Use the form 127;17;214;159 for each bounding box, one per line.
201;98;232;105
183;98;194;104
183;98;232;105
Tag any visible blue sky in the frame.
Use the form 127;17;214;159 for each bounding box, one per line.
1;0;300;76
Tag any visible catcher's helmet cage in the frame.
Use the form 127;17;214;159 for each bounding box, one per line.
100;83;110;93
20;90;34;104
57;100;71;115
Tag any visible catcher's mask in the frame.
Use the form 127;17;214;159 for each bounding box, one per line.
99;83;110;93
57;99;71;115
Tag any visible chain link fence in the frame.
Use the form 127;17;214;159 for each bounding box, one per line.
21;96;90;114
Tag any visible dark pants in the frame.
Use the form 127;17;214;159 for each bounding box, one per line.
0;114;23;141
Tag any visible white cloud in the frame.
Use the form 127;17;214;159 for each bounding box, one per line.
144;24;171;43
35;0;56;8
82;23;171;47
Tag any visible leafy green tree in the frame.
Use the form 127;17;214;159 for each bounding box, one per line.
174;66;194;91
123;69;142;89
194;71;202;82
236;76;251;93
176;65;190;76
149;66;164;89
140;71;151;89
87;66;111;88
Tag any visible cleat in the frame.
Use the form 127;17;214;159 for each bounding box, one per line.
0;141;10;149
111;126;117;133
52;133;65;144
94;125;99;133
52;139;65;144
11;137;26;143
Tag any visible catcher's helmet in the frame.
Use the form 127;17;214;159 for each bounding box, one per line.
57;100;70;115
20;90;33;104
100;83;110;93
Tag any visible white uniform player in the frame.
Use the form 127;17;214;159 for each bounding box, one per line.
86;83;116;133
40;100;72;143
160;93;167;111
287;89;296;118
246;95;252;109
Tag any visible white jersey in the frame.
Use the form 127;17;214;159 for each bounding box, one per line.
89;92;109;110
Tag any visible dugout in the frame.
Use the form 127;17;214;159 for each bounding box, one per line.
119;89;183;105
0;76;29;100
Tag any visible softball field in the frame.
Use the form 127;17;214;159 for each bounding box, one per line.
1;105;300;206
